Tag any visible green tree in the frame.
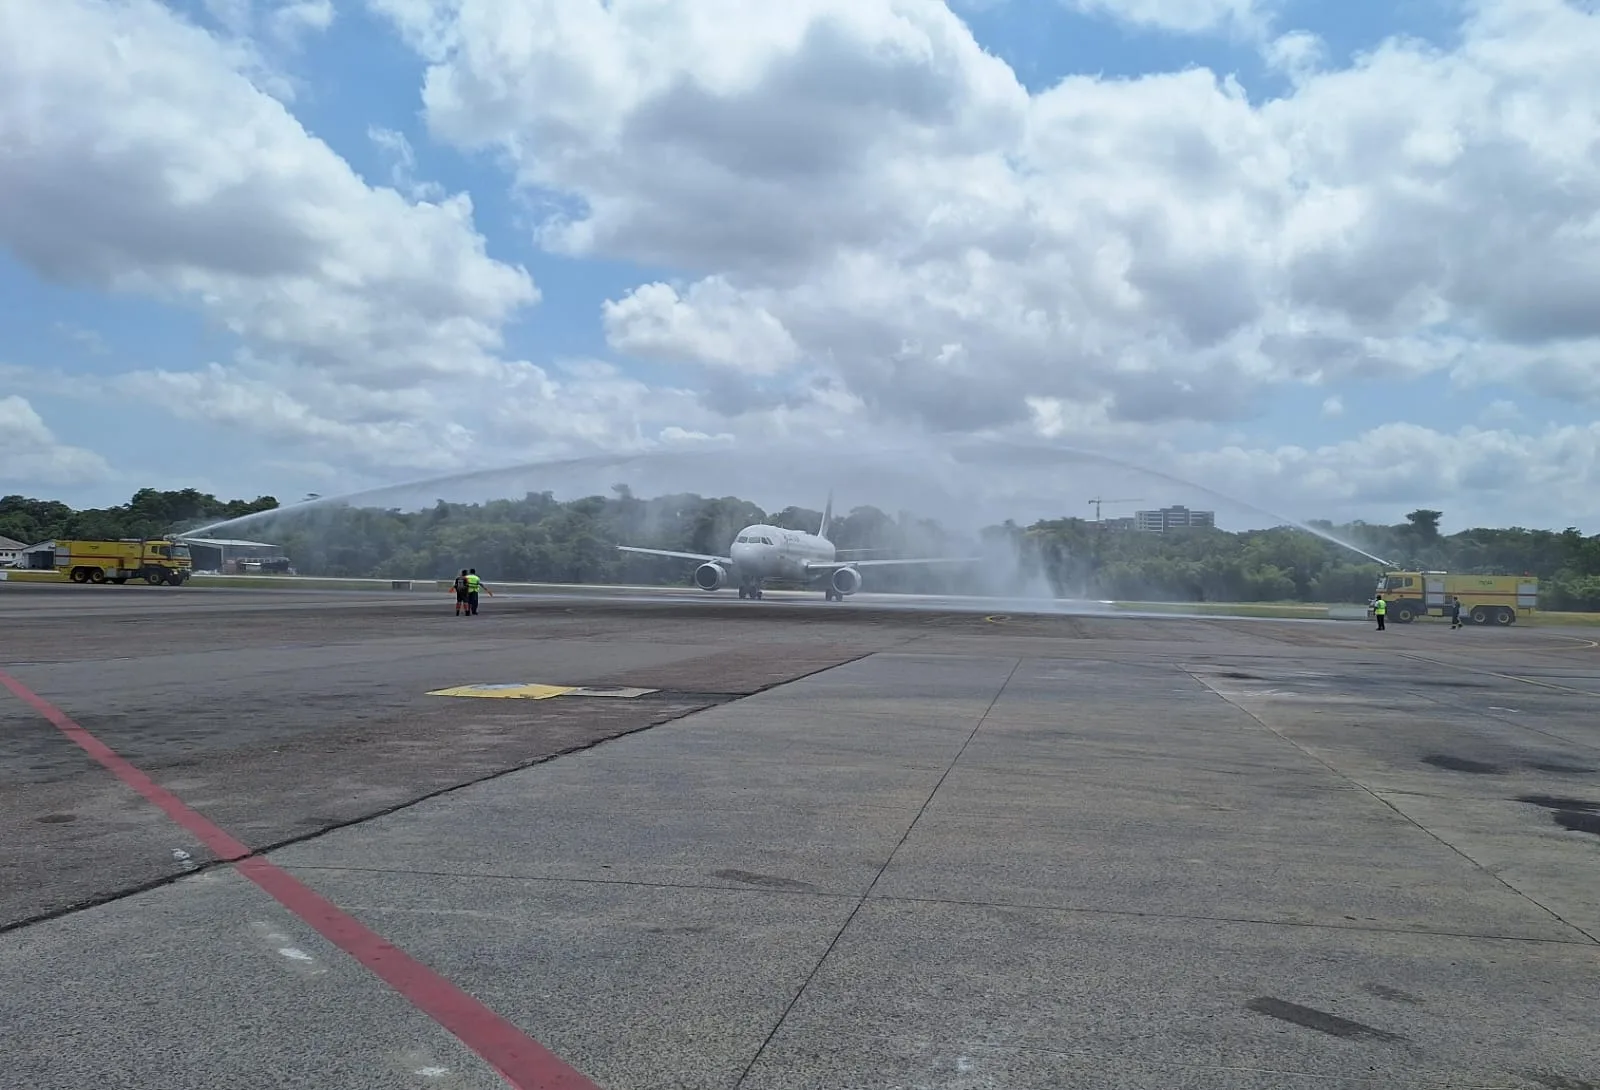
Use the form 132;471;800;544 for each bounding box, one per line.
1405;509;1443;543
10;486;1600;609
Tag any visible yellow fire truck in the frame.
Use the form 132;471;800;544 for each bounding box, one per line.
1369;570;1538;625
24;538;193;586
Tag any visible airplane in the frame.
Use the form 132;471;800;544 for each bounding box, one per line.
614;493;980;601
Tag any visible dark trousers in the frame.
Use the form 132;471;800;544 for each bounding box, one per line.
468;591;479;614
1376;613;1386;630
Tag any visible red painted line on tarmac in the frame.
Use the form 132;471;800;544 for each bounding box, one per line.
0;668;602;1090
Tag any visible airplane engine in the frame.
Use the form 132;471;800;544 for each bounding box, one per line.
830;566;862;597
693;562;729;592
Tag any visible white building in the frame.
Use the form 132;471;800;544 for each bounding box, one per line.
0;536;24;567
1135;505;1216;533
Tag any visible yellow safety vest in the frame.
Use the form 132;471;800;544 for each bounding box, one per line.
466;574;481;592
1373;599;1386;614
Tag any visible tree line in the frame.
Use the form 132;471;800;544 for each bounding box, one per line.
4;489;1599;610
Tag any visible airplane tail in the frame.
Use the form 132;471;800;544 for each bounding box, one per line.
819;490;834;539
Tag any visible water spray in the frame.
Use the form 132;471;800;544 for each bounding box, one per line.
945;439;1396;568
185;438;1395;590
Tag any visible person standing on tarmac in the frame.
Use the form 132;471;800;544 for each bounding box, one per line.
452;569;470;616
1373;595;1387;631
465;568;492;615
1450;596;1463;629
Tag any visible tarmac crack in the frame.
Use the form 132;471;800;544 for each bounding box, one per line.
979;1042;1482;1086
1396;669;1600;756
1186;667;1600;947
869;893;1599;946
1397;651;1600;708
0;650;885;937
731;656;1023;1089
261;870;1600;945
282;864;862;899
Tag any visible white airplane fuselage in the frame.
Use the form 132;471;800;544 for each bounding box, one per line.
727;523;836;585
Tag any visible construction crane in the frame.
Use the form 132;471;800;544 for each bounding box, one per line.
1088;497;1144;523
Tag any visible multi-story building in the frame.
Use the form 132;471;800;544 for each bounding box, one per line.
1134;505;1215;533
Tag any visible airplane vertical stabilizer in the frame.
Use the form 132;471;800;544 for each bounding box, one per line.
819;490;834;539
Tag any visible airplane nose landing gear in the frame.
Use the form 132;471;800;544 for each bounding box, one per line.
739;584;764;600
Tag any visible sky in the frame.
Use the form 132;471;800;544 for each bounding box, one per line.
2;0;1600;534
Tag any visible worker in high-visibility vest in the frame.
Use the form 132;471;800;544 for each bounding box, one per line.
464;568;493;615
1373;595;1387;631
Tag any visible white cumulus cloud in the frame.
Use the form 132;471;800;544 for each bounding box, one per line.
4;0;1600;529
1061;0;1271;37
0;396;111;487
378;0;1600;441
0;0;537;389
603;279;802;375
1181;423;1600;530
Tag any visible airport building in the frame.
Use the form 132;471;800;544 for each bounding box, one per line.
1134;505;1216;533
177;536;292;574
0;535;23;567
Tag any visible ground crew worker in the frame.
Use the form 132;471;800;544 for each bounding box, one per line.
452;569;469;616
1450;596;1463;629
1373;595;1387;631
465;568;492;615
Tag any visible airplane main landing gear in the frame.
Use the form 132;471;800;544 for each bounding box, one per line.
739;584;764;600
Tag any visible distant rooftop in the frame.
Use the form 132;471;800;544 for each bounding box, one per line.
0;536;25;551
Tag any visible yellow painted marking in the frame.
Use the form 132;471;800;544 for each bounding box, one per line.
427;683;577;700
426;683;658;700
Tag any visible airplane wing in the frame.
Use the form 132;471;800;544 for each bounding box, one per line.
616;545;733;565
805;556;982;572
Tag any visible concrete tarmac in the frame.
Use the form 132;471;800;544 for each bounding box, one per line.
1;584;1597;1089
